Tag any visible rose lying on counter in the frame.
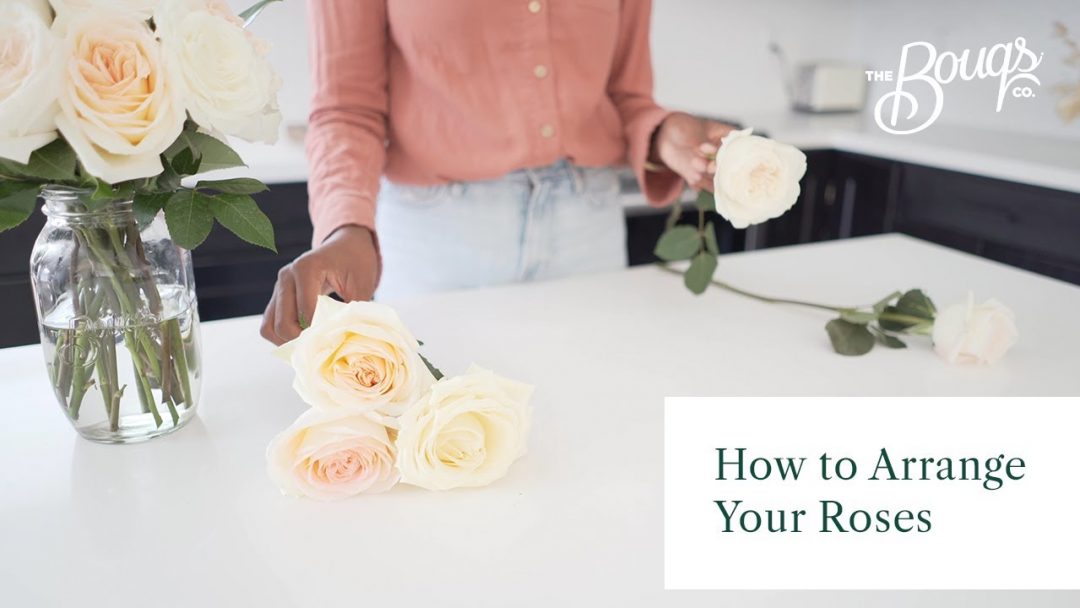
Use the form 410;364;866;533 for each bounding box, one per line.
655;128;1018;364
267;297;533;500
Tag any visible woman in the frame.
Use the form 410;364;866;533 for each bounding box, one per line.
261;0;732;345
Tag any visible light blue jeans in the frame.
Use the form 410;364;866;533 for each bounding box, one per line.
374;160;627;301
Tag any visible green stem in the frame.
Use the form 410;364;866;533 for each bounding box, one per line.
53;330;72;402
656;264;847;313
168;319;192;407
125;328;162;428
95;330;115;419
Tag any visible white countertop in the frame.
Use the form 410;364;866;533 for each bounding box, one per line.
2;235;1079;607
225;114;1080;196
744;112;1080;194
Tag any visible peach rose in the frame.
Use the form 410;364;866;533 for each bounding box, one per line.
54;12;185;184
276;296;434;418
266;408;399;500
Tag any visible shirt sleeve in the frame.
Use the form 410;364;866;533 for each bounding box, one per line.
306;0;389;246
607;0;683;206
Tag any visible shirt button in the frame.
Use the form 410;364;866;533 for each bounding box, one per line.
528;1;542;14
540;124;555;138
533;65;548;79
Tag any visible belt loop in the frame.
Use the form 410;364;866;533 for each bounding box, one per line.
571;165;585;194
525;167;540;191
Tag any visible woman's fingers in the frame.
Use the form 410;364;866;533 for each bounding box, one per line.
273;268;303;344
260;290;281;344
706;120;736;143
293;259;327;331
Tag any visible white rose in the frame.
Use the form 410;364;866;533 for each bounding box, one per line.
0;2;61;164
712;128;808;229
155;0;282;144
276;296;434;417
54;13;185;184
267;408;399;500
14;0;52;22
932;293;1018;365
50;0;158;22
397;366;533;491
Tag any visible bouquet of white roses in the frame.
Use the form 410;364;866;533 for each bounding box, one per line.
657;128;1018;365
0;0;282;434
267;296;534;500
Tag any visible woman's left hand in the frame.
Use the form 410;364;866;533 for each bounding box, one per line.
652;112;737;191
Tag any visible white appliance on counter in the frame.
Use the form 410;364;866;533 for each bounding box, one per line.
792;62;868;113
771;42;867;114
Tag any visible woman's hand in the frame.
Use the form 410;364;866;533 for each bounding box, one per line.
652;112;737;191
260;225;380;345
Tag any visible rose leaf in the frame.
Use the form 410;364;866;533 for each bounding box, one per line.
825;318;875;356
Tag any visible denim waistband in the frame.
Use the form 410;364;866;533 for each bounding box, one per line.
505;158;594;192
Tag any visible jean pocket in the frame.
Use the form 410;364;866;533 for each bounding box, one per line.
580;168;622;209
385;181;454;207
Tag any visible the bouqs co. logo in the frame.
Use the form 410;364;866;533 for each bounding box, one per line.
867;38;1043;134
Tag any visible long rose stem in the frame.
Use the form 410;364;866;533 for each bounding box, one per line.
656;263;931;328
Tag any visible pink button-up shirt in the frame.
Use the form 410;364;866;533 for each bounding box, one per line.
306;0;682;245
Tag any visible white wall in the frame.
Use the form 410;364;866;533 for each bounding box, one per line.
650;0;861;118
242;0;1080;139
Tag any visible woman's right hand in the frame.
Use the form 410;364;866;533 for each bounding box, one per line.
260;225;380;345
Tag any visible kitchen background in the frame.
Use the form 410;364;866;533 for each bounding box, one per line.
1;0;1078;347
255;0;1080;139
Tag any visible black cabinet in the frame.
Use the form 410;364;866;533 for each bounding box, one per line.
895;165;1080;284
752;151;901;250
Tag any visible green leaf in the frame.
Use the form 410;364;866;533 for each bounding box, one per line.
154;161;182;192
171;147;201;176
133;192;171;227
872;290;902;314
419;352;444;381
206;193;276;251
195;178;268;195
166;124;244;172
875;332;907;349
0;140;78;183
189;133;245;172
894;289;936;318
684;252;718;295
825;318;875;356
164;189;215;250
239;0;283;24
654;225;701;261
694;189;715;212
839;309;878;325
0;181;40;232
879;288;937;331
704;221;720;255
91;180;114;200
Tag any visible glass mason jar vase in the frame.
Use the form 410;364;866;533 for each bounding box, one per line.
30;187;202;444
